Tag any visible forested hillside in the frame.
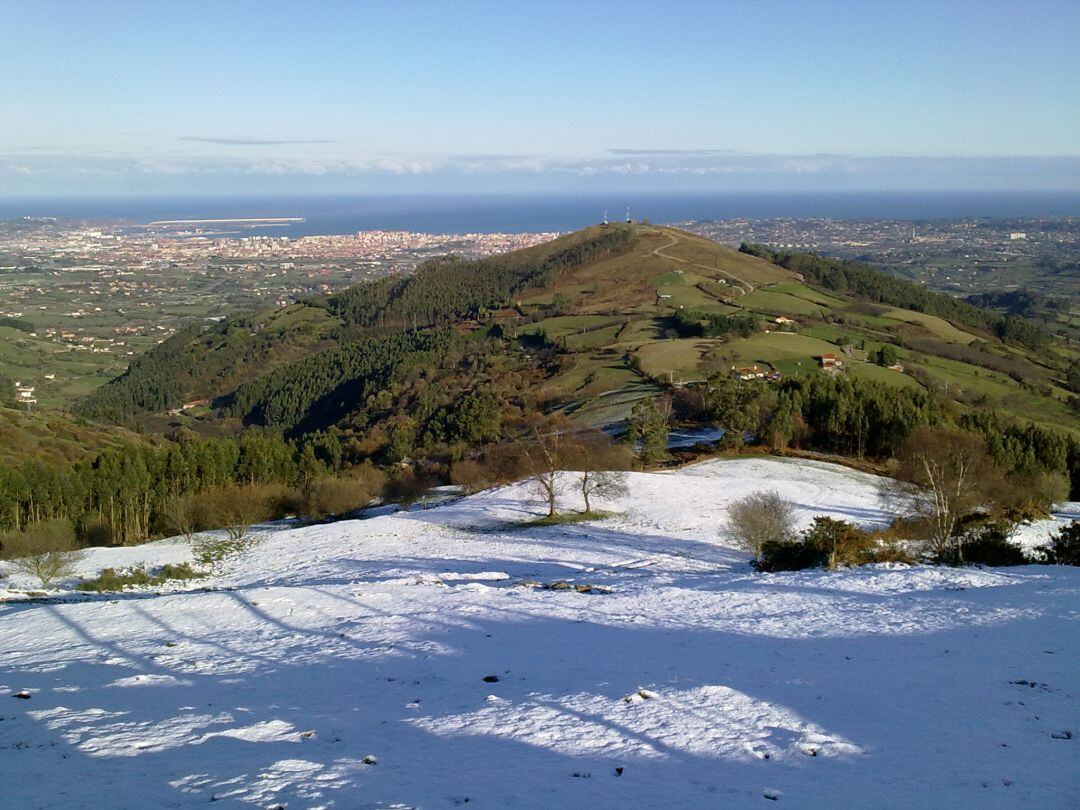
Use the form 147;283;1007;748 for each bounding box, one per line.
75;226;637;425
3;223;1076;552
76;305;342;423
227;330;459;434
323;226;636;330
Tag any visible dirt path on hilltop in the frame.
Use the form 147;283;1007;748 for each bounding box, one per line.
651;230;755;298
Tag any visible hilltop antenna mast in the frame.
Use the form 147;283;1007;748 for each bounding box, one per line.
625;206;631;223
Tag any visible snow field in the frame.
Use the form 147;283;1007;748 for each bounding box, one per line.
1;457;1077;808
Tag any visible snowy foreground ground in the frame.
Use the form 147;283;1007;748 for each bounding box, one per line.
2;457;1078;809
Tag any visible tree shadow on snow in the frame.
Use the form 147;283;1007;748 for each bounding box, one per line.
0;561;1075;808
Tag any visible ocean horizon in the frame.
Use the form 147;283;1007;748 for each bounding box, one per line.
2;191;1078;236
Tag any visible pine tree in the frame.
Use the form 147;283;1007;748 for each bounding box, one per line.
627;399;668;467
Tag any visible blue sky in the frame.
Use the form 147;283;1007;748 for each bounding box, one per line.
1;0;1078;196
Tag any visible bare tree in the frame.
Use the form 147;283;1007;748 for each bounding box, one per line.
1;519;84;589
580;469;629;514
507;413;578;517
211;484;273;541
882;427;1000;564
567;429;631;513
724;491;797;563
161;494;200;542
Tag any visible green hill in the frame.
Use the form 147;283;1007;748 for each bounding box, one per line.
0;406;155;467
71;223;1077;441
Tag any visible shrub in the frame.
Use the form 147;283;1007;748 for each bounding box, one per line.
882;427;1000;564
77;562;203;592
167;484;279;542
385;468;436;507
754;517;896;571
451;459;491;494
961;533;1029;566
947;520;1028;566
993;471;1070;521
724;491;797;563
863;542;916;565
878;515;925;544
802;516;876;569
199;484;276;541
1046;520;1080;566
160;494;204;541
191;532;262;570
78;513;114;547
0;519;83;589
301;469;383;520
755;539;825;572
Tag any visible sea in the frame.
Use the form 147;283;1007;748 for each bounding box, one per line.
1;192;1078;237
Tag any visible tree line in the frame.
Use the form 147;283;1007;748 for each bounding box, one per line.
667;309;760;340
674;371;1079;500
0;432;306;545
0;316;34;333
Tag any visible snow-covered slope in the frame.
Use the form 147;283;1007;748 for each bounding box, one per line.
1;458;1077;809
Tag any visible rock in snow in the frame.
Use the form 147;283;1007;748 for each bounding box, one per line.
0;457;1077;808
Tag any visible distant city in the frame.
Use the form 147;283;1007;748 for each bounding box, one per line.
0;219;556;405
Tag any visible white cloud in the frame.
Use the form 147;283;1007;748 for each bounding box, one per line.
0;150;1078;192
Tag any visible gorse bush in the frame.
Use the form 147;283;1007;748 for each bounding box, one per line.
1045;520;1080;566
802;516;876;570
76;563;202;592
862;541;916;565
957;530;1029;567
754;517;914;572
755;539;825;572
942;513;1034;566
